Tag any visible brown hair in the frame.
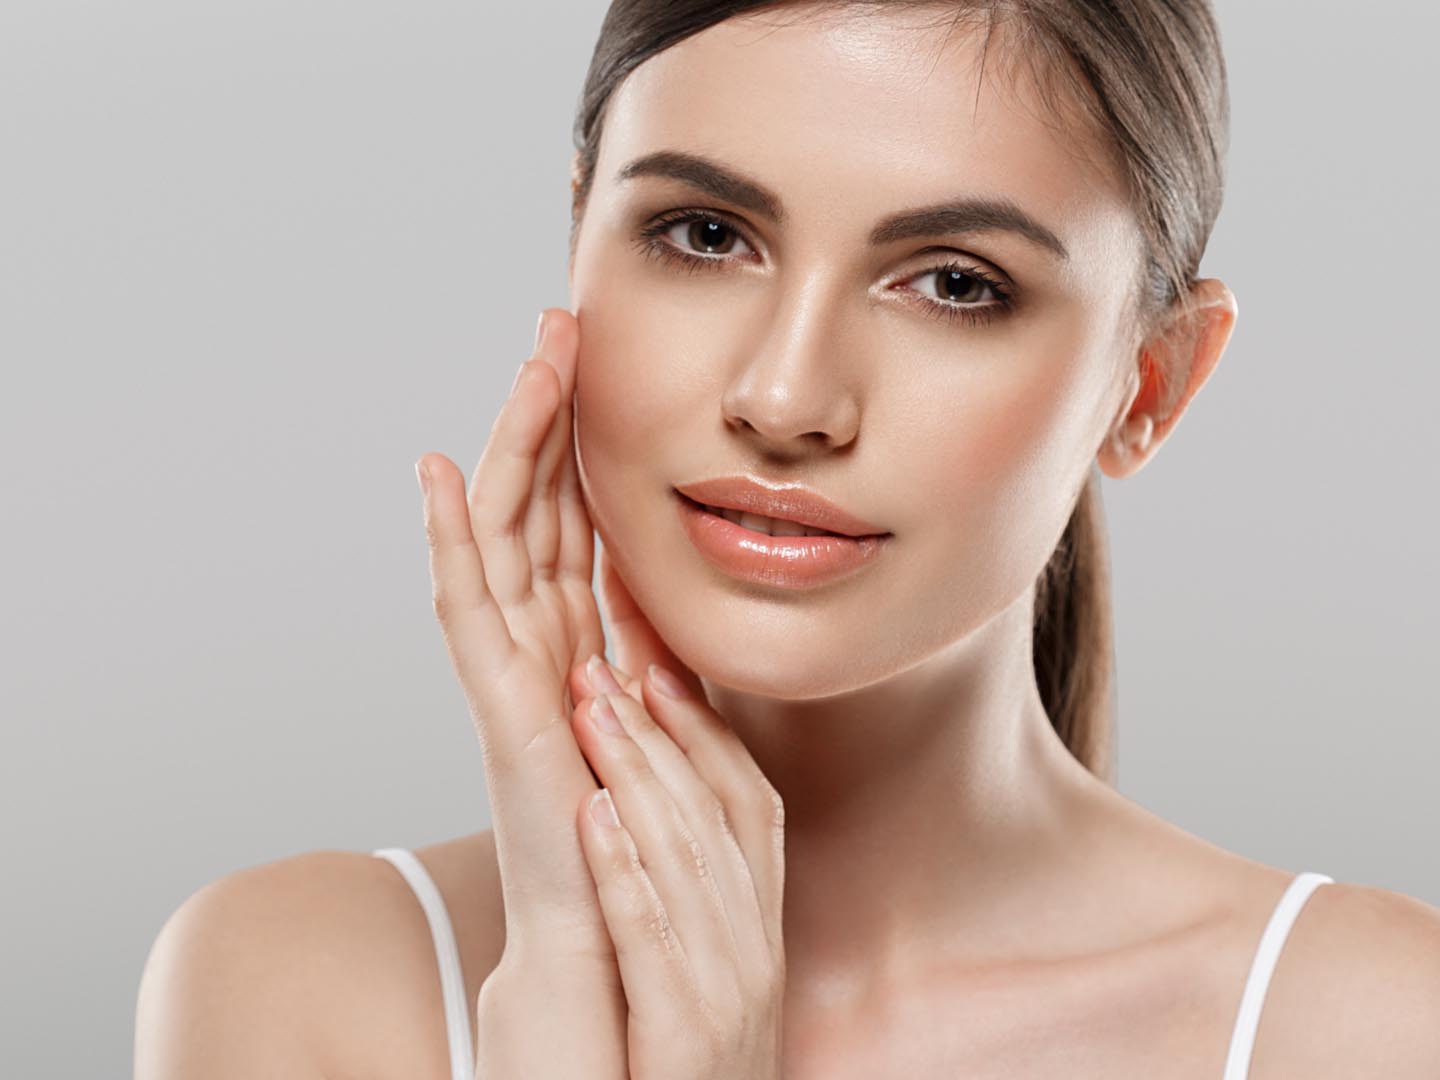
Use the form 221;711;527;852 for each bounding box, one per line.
567;0;1229;784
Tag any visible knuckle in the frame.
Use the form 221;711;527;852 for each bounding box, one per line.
707;796;735;840
622;881;681;957
746;784;786;831
671;825;712;883
613;836;646;881
474;514;514;543
467;495;514;538
643;907;674;951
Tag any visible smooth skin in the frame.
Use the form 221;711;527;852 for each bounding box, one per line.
422;308;786;1078
135;8;1440;1080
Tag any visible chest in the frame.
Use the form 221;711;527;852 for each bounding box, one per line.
776;943;1256;1080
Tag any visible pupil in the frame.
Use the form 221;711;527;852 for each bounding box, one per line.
939;269;982;303
689;220;733;253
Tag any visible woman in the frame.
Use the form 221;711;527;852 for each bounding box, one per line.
135;2;1440;1078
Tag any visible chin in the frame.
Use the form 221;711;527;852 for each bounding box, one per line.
641;605;901;701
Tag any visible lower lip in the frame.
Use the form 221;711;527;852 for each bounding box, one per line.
674;491;890;589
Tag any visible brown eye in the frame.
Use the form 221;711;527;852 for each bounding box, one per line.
895;259;1015;329
933;268;993;304
680;217;742;255
636;210;759;269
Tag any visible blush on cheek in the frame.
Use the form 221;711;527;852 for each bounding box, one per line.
947;339;1094;508
898;366;1085;610
575;345;674;457
571;326;696;556
573;296;721;470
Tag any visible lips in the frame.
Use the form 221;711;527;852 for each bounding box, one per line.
673;476;890;539
684;498;843;538
672;484;892;590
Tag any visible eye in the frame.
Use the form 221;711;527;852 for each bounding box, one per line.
635;209;757;271
896;261;1015;329
634;209;1016;328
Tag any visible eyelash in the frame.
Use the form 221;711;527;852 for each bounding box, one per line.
633;208;1016;329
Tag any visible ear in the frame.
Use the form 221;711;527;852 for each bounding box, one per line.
564;152;581;289
1097;277;1238;480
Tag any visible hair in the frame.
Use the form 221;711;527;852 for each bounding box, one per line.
567;0;1229;784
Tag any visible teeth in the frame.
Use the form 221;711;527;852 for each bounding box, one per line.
701;503;836;538
757;513;809;538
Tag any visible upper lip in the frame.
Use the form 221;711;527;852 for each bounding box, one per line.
674;476;891;538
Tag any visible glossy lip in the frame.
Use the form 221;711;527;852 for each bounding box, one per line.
672;476;891;538
672;489;892;590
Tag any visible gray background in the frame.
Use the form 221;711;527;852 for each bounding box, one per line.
2;1;1435;1074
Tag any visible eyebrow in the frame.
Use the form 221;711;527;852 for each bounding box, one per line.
614;149;1070;262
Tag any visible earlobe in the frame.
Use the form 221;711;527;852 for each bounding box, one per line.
1097;407;1156;480
1121;413;1154;455
1096;350;1160;480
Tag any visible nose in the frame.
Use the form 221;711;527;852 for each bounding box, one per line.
719;289;862;455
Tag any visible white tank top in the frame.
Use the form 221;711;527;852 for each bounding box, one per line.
372;847;1332;1080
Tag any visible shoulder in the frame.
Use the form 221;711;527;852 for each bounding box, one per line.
136;834;506;1080
1251;879;1440;1078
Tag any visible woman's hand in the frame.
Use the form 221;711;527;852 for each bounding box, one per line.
417;308;630;1078
417;306;785;1078
566;572;788;1080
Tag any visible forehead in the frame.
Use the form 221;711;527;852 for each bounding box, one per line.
597;7;1139;273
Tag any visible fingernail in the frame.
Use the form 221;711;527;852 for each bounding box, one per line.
510;359;530;395
648;663;688;700
533;310;549;352
590;694;625;735
587;653;623;695
415;459;430;497
590;788;619;828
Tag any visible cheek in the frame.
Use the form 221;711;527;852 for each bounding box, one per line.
574;342;646;466
571;290;716;555
898;342;1105;616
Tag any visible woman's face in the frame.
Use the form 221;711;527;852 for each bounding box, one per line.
568;8;1146;699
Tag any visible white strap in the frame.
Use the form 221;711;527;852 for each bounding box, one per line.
373;848;475;1080
1221;871;1334;1080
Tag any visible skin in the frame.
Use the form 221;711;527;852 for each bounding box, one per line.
564;1;1236;1048
134;7;1440;1080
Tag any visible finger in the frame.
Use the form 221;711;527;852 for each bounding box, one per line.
568;652;643;712
640;664;786;960
423;451;593;812
590;674;774;970
557;590;609;714
467;345;560;607
576;787;696;1025
555;377;593;587
572;690;740;978
524;309;578;581
577;650;781;957
418;452;518;685
598;545;704;699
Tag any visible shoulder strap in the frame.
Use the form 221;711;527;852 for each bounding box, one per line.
1221;871;1334;1080
373;847;475;1080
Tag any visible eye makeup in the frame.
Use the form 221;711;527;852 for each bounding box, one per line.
632;206;1018;330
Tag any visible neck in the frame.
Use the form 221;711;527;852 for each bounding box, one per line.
700;586;1106;1000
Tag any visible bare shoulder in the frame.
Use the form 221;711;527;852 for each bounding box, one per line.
1252;879;1440;1078
136;834;506;1080
407;828;509;1006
